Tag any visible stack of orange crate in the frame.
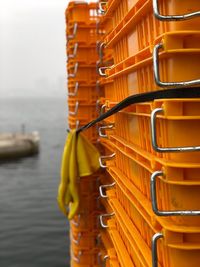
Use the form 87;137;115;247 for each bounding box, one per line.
97;1;200;267
65;2;105;267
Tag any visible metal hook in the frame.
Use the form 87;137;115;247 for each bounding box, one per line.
69;101;79;116
98;124;115;138
153;0;200;21
98;66;111;77
99;212;115;228
68;82;79;96
153;43;200;88
67;22;78;40
99;182;116;198
152;233;163;267
68;62;78;78
72;250;82;263
71;214;81;227
71;232;82;245
151;171;200;216
68;43;78;59
150;107;200;152
99;153;116;168
98;1;107;14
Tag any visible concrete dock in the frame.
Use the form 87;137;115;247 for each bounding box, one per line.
0;132;40;160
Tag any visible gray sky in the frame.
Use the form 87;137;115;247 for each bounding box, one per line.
0;0;70;97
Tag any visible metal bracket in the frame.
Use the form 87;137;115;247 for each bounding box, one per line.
68;82;79;96
72;250;82;263
152;233;163;267
71;232;82;245
98;124;115;138
68;43;78;59
99;182;116;198
99;212;115;228
98;66;111;77
151;171;200;216
99;42;106;63
99;153;116;168
153;0;200;21
68;62;78;78
98;1;107;14
69;101;79;116
71;214;81;227
151;107;200;152
153;43;200;88
67;22;78;40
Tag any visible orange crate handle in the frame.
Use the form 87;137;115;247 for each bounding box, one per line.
99;212;115;228
98;123;115;138
153;0;200;21
68;82;79;97
68;42;78;59
151;107;200;152
68;62;78;78
69;101;79;116
99;153;116;168
98;1;107;14
152;233;163;267
153;43;200;88
150;171;200;216
67;22;78;40
99;182;116;198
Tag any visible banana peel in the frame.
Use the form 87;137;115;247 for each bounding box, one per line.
57;130;100;220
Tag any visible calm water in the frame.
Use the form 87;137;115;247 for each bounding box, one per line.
0;97;70;267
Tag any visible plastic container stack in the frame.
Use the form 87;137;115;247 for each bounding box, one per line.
96;1;200;267
65;2;105;266
66;1;100;143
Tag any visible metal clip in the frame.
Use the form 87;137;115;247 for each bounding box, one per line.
99;42;106;63
72;250;82;263
71;214;81;227
153;0;200;21
69;101;79;116
99;66;111;77
151;107;200;152
151;171;200;216
68;82;79;96
68;62;78;78
100;104;107;115
68;43;78;59
98;124;114;138
98;1;107;14
99;212;115;228
67;22;78;40
153;43;200;88
71;232;82;245
99;182;116;198
152;233;163;267
99;153;116;168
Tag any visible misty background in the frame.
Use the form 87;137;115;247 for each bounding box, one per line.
0;0;68;98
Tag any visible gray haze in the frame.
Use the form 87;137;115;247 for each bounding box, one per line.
0;0;70;98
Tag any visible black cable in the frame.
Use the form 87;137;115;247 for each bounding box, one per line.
77;87;200;134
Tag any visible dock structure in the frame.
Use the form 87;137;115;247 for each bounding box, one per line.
0;132;40;160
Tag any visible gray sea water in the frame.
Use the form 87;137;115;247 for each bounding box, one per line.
0;97;70;267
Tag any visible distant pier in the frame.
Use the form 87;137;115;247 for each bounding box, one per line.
0;132;40;160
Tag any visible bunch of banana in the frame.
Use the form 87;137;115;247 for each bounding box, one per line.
57;130;100;220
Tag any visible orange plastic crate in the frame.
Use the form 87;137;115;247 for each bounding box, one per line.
67;43;98;64
106;32;200;95
106;186;200;267
113;99;200;163
71;248;99;266
67;62;97;83
66;2;99;24
68;82;99;104
70;211;101;231
104;0;200;50
66;23;98;44
70;231;98;250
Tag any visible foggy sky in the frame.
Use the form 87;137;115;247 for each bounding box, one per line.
0;0;70;97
